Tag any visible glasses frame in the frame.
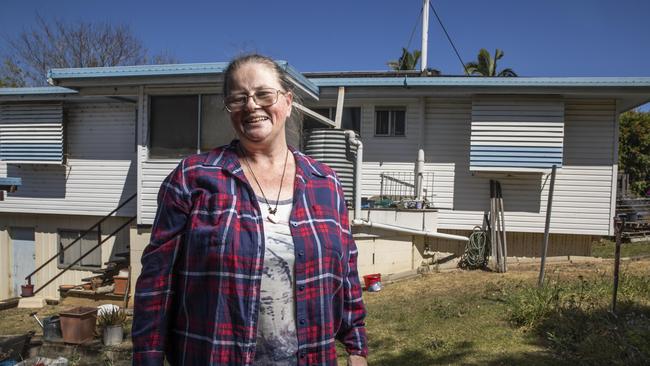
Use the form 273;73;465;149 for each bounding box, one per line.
223;88;287;112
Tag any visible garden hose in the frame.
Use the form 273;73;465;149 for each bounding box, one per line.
459;226;490;269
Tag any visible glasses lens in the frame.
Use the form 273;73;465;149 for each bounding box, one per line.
254;89;278;106
224;89;281;112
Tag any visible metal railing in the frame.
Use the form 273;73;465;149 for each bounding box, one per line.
379;171;434;202
24;193;137;296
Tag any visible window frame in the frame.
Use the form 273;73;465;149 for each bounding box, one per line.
57;229;102;270
374;107;407;137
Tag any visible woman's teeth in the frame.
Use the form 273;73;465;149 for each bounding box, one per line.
248;116;268;123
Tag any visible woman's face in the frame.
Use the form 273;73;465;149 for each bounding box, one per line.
226;62;293;146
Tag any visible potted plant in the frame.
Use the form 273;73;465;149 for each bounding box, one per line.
97;307;127;346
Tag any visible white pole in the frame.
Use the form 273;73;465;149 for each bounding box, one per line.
415;149;425;201
421;0;430;72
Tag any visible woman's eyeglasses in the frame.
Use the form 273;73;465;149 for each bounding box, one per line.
224;88;286;112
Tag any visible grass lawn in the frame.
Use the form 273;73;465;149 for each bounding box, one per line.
592;239;650;258
2;250;648;365
338;258;650;365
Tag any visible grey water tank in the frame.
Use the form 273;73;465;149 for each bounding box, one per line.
303;128;358;203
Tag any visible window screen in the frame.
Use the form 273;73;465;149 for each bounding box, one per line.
149;95;199;158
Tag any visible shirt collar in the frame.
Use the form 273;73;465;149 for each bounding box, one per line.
203;140;327;182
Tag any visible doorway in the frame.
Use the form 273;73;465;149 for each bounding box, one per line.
11;227;35;297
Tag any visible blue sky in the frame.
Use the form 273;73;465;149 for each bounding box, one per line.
1;0;649;77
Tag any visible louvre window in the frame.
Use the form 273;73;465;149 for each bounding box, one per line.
470;97;564;172
0;102;64;164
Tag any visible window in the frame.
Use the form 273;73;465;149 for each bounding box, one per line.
375;108;406;136
149;94;233;159
58;230;101;269
0;102;64;164
303;107;361;135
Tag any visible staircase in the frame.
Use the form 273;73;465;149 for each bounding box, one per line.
20;194;136;307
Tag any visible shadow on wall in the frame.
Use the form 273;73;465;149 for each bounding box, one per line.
7;164;66;199
116;161;137;217
452;172;543;213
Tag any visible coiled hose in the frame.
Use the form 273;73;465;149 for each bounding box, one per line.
459;226;490;269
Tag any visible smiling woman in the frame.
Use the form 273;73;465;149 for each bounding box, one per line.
132;54;368;366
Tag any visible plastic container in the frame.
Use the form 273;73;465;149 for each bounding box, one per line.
59;307;97;344
102;325;123;346
20;284;34;297
363;273;382;292
42;316;63;342
112;276;128;296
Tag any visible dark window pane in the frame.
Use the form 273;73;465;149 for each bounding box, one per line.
303;108;332;130
200;94;235;152
341;107;361;135
375;110;389;135
150;95;198;158
59;230;100;267
393;110;406;136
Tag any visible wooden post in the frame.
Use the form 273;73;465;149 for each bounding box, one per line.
334;87;345;129
612;217;625;313
538;165;557;287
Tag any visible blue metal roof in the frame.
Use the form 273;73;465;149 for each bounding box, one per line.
48;62;230;79
310;76;650;88
48;61;320;97
0;86;77;95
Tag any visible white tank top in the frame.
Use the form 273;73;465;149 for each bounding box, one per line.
254;197;298;365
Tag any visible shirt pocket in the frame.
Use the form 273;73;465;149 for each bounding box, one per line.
309;204;344;251
188;192;238;247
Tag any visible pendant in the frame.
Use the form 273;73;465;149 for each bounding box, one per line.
267;213;279;224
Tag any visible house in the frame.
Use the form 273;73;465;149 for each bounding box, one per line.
1;62;649;301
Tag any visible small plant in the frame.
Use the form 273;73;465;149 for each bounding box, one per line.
97;307;127;328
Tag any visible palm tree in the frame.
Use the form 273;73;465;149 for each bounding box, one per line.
387;48;422;71
464;48;517;77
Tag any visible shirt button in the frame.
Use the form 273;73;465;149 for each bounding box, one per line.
299;352;306;358
298;250;305;257
298;285;305;291
299;318;306;325
291;222;298;227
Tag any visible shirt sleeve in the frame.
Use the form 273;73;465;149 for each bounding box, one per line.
132;161;191;366
334;178;369;358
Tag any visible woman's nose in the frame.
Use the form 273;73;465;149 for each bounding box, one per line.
245;94;260;111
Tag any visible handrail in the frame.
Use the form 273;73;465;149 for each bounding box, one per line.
31;216;136;295
24;193;136;288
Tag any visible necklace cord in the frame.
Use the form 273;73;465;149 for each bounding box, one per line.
240;146;289;215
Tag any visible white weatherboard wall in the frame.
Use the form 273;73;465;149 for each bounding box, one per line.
0;102;137;217
357;97;616;236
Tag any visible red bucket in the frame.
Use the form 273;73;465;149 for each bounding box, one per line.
363;273;382;291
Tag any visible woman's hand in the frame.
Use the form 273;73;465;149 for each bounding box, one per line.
348;355;368;366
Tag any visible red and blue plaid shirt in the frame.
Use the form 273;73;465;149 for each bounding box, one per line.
132;141;367;365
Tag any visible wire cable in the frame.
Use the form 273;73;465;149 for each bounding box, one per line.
429;2;468;74
405;7;424;51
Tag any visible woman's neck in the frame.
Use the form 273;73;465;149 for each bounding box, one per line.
238;139;289;165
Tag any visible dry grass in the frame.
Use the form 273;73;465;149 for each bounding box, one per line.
3;259;648;365
339;258;650;365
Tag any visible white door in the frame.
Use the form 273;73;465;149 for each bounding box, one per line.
11;227;35;297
